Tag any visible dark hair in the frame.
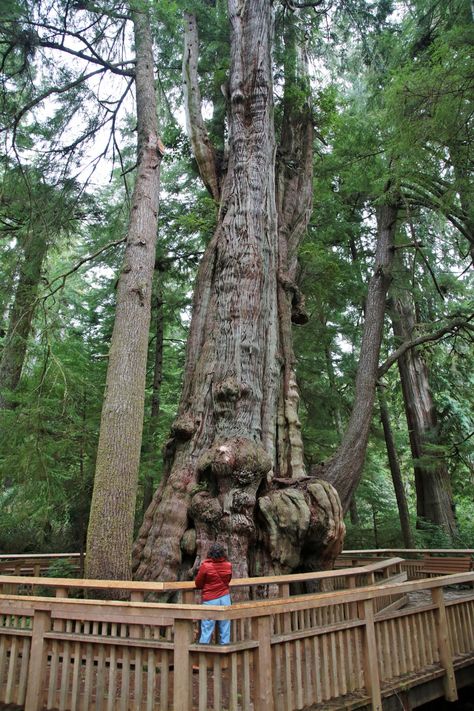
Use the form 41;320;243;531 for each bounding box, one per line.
208;543;227;559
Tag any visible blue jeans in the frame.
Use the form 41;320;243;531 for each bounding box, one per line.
199;593;231;644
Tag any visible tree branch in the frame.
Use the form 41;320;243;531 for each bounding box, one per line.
182;12;220;202
378;316;474;378
43;237;127;302
37;38;134;76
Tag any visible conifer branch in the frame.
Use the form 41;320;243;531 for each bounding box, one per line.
378;316;474;378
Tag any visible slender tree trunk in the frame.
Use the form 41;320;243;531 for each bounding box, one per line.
86;3;162;582
372;505;379;548
349;499;359;525
133;2;344;585
389;278;458;540
323;200;399;511
325;344;360;523
377;384;413;548
0;229;48;409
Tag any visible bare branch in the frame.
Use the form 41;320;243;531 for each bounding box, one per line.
43;237;126;302
37;39;134;76
378;316;474;378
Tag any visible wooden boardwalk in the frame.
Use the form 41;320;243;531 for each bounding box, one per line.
0;551;472;710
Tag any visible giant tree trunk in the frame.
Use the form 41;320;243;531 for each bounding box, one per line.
323;200;399;511
389;278;458;540
133;1;345;584
0;230;48;409
86;4;162;582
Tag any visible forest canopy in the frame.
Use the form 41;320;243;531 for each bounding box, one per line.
0;0;472;579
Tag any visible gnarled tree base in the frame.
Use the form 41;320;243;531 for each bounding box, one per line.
133;440;345;593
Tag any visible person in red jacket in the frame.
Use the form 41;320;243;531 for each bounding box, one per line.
195;543;232;644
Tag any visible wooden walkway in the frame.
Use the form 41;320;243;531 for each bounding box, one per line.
0;551;472;710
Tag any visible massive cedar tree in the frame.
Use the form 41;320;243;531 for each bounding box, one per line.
132;0;347;583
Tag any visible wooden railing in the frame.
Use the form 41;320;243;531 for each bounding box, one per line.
0;564;472;710
0;553;81;577
0;557;406;602
338;549;474;580
2;549;471;581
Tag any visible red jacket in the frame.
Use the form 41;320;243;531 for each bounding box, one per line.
195;557;232;601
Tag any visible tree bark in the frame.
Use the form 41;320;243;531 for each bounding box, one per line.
377;384;414;548
86;3;162;582
0;230;48;409
389;275;458;540
142;285;164;516
133;2;344;585
323;200;399;512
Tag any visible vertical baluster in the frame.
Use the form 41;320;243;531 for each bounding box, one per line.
213;656;222;711
95;645;106;711
18;637;30;706
146;649;156;711
404;615;414;674
107;646;117;711
120;645;131;711
134;647;143;710
295;638;303;709
312;634;322;703
273;641;283;711
320;633;330;700
337;630;347;697
5;634;18;703
198;651;208;711
416;613;427;669
284;641;292;710
303;636;313;706
70;637;81;711
229;653;238;711
0;633;7;695
243;649;251;709
161;649;169;711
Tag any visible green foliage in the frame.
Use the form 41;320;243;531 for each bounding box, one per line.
0;0;472;558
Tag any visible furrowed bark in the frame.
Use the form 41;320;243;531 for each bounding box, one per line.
389;273;458;540
86;3;162;582
275;17;313;480
133;0;344;586
142;285;164;516
0;230;48;409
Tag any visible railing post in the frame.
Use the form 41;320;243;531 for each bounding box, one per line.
431;587;458;701
173;618;193;711
25;608;51;711
254;614;274;711
359;598;382;711
182;589;195;603
130;591;144;638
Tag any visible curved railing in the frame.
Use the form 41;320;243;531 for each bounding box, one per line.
0;559;472;710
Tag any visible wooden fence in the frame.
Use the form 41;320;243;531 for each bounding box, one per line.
0;562;472;710
338;549;474;580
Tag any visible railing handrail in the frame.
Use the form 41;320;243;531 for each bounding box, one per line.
0;553;80;560
0;556;404;594
0;569;472;621
340;548;474;555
